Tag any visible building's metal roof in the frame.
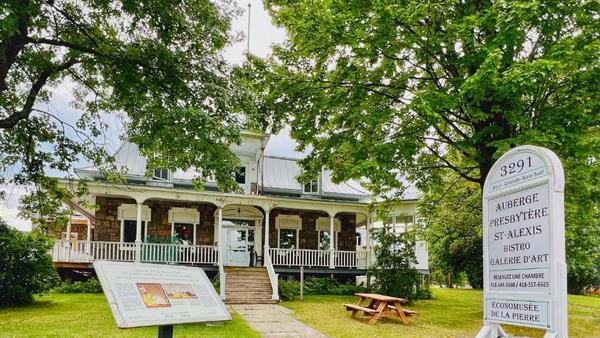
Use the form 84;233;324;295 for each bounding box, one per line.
262;156;371;197
77;142;419;201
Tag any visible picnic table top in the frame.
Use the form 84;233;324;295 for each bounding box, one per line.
354;293;407;303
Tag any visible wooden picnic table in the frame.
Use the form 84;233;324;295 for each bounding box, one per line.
343;293;417;325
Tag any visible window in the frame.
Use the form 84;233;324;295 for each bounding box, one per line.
153;168;170;181
235;167;246;184
173;223;194;244
318;231;337;250
303;179;319;194
122;220;147;242
279;228;298;249
356;232;362;246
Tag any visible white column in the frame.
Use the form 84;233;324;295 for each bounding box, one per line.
329;212;336;269
135;202;143;262
263;207;271;252
193;224;197;245
392;214;397;233
366;216;371;266
85;219;92;254
217;207;223;256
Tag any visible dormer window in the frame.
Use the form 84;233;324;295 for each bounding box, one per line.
303;179;319;194
152;168;170;181
235;167;246;184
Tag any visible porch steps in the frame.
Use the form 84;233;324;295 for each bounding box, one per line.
224;267;277;304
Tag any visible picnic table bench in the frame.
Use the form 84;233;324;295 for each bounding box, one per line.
343;293;418;325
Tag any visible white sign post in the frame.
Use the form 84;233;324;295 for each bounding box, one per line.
94;261;231;337
476;145;567;338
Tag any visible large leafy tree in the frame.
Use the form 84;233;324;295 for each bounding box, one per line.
1;0;246;223
242;1;599;289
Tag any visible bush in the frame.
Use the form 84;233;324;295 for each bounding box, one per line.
278;276;368;300
0;220;60;306
54;278;103;293
368;226;431;303
278;278;300;300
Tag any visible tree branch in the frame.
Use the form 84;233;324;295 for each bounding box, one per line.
0;58;79;129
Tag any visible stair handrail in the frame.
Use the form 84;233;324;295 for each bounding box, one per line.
264;249;279;300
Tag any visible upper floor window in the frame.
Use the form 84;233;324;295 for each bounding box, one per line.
153;168;170;181
303;179;319;194
235;167;246;184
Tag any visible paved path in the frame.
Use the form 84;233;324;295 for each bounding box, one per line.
231;304;328;338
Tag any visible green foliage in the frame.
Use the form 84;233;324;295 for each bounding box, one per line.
0;0;251;224
368;227;429;303
421;171;484;289
278;278;301;301
54;278;103;294
242;0;600;294
278;276;368;300
0;220;60;306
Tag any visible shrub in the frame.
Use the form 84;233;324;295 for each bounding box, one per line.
0;220;60;306
304;277;367;295
54;278;103;293
279;276;368;300
368;226;431;303
278;278;300;300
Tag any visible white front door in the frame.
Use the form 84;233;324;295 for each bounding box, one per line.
226;228;250;266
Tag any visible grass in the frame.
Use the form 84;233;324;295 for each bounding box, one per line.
281;288;600;338
0;293;260;338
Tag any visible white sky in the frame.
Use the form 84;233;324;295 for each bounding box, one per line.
2;0;296;231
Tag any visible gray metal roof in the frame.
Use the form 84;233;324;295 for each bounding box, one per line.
77;142;419;200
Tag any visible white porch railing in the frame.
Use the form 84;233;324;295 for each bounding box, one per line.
269;248;368;269
51;240;219;265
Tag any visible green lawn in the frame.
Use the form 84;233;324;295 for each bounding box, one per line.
281;289;600;338
0;293;260;338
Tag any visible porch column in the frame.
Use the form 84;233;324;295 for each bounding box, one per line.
135;202;143;262
85;219;92;254
263;207;271;253
65;214;72;248
366;216;371;266
392;214;397;233
216;206;223;252
329;212;336;269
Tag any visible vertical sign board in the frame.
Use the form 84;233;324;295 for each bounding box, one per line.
476;145;567;338
94;261;231;329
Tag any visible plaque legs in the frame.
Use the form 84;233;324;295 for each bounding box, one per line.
158;325;174;338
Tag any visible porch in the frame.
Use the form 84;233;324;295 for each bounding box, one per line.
50;240;369;269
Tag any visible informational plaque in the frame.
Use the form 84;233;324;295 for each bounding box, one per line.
94;261;231;328
476;146;567;338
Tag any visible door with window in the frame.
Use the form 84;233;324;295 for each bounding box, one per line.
222;219;255;266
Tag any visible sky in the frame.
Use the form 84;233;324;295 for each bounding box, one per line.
0;0;296;231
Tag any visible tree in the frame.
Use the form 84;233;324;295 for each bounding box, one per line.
0;218;59;305
251;0;598;193
368;226;428;302
242;0;599;292
1;0;247;223
420;168;484;288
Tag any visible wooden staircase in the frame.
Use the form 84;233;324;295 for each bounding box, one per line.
224;267;277;304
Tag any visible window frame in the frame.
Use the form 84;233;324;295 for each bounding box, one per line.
120;219;148;243
303;179;319;194
277;228;300;249
235;166;247;185
152;168;171;181
171;222;196;245
317;230;338;250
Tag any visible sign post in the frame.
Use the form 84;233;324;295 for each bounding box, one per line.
476;145;567;338
94;261;231;337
